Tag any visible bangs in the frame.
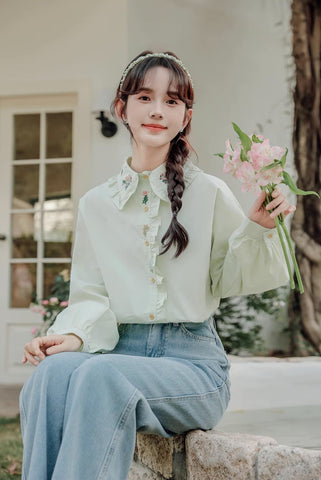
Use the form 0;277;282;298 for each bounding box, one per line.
121;57;193;108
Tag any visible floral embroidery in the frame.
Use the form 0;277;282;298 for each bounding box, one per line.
142;190;149;205
159;172;168;184
142;224;150;236
122;175;132;190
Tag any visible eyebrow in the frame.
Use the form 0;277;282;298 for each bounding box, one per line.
136;87;179;96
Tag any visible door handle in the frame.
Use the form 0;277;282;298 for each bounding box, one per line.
0;234;6;240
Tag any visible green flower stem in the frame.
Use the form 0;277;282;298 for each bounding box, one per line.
273;215;295;290
264;187;295;290
278;217;304;293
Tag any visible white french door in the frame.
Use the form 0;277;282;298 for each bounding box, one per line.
0;93;79;383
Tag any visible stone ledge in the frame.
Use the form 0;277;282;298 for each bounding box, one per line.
129;429;321;480
228;355;321;363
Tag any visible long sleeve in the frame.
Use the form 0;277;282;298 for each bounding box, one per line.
210;179;289;299
47;198;119;353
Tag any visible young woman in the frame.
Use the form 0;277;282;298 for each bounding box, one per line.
20;50;294;479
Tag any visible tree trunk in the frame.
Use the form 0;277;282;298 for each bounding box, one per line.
289;0;321;355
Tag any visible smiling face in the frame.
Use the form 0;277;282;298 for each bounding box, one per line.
116;66;193;150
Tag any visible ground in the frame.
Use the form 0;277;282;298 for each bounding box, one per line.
0;417;22;480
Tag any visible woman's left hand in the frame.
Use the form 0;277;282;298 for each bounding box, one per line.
249;187;296;229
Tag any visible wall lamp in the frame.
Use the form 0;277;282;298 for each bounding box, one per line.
92;88;118;138
96;111;118;138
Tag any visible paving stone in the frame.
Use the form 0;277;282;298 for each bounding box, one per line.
186;429;277;480
257;444;321;480
128;461;166;480
136;433;186;479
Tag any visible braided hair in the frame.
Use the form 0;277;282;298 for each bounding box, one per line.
110;50;197;258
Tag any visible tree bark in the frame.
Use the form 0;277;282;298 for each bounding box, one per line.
289;0;321;355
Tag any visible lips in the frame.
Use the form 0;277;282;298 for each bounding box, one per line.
143;124;167;130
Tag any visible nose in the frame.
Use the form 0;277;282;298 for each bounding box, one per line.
149;111;163;119
149;101;164;119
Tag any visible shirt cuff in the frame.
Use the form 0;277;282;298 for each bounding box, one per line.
238;218;277;240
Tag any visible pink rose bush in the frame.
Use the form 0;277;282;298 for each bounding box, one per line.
29;270;70;337
30;298;69;337
215;122;320;294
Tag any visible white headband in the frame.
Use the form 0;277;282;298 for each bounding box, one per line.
119;53;194;90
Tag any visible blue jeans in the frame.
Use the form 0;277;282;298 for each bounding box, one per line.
19;317;230;480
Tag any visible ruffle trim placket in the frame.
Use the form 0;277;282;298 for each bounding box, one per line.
143;202;167;319
106;157;202;321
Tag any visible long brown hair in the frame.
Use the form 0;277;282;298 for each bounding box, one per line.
110;50;197;258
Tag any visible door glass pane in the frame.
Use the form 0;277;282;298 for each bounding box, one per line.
46;112;72;158
43;210;73;258
12;164;39;208
43;263;70;299
11;213;37;258
11;263;37;308
14;114;40;160
45;163;72;201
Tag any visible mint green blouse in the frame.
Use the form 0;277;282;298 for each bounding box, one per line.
47;157;289;353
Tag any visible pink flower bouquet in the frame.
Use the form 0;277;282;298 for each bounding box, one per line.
215;122;320;294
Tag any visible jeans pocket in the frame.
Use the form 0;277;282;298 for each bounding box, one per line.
179;319;217;343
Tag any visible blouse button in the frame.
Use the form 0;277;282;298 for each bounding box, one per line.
143;174;149;179
268;233;273;239
151;277;156;283
144;206;149;212
145;240;149;246
149;314;155;320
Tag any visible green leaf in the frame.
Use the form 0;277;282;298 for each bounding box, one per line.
282;171;320;197
261;160;281;172
240;149;248;162
232;122;252;153
214;153;224;158
280;147;288;168
252;134;263;143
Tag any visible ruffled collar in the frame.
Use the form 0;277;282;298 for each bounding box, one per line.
106;156;201;210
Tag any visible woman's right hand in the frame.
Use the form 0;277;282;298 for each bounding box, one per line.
22;334;83;367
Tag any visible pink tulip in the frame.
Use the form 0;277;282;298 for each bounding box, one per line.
223;139;242;175
218;122;308;294
42;300;49;305
235;162;260;195
60;300;69;307
248;139;272;171
257;165;283;187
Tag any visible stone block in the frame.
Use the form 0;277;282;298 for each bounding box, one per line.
128;461;166;480
135;433;186;479
186;429;277;480
257;444;321;480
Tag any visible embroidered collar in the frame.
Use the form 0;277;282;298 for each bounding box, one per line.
106;156;201;210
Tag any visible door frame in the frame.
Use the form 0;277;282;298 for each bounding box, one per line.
0;79;91;384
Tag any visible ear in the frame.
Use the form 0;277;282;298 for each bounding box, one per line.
183;108;193;129
115;98;126;122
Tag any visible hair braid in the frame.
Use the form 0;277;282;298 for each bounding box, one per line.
160;134;190;258
110;49;198;258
